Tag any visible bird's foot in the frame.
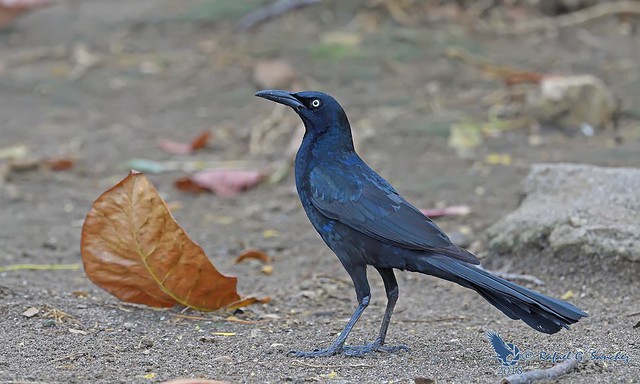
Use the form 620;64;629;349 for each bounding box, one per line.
287;346;342;358
287;341;409;358
342;341;410;357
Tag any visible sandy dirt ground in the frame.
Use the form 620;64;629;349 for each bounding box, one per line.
1;1;639;383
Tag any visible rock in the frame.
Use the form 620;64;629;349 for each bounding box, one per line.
527;75;618;131
266;343;286;354
21;307;39;318
488;163;640;270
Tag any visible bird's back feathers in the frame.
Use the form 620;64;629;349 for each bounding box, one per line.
309;156;479;265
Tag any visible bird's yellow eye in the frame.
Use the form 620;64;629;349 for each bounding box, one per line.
311;99;321;108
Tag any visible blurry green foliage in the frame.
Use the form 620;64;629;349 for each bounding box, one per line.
308;43;365;60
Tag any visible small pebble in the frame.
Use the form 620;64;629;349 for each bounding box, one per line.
569;216;583;227
140;338;153;349
213;355;233;364
42;319;56;328
267;343;286;354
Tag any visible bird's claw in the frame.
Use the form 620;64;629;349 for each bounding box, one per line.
287;347;342;358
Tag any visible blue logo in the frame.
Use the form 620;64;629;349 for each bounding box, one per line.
487;330;631;376
487;331;522;367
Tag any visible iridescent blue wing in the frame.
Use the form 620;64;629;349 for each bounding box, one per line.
309;158;479;264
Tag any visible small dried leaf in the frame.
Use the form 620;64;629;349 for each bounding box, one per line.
0;144;27;160
262;229;279;238
190;131;212;151
158;131;212;155
157;139;192;155
421;206;471;218
485;153;512;166
81;171;242;311
321;31;362;47
22;307;39;318
43;157;75;171
503;71;545;87
212;332;236;337
235;249;271;264
8;158;39;173
561;290;575;300
0;0;52;28
224;296;271;311
190;169;265;197
448;123;483;158
174;177;209;194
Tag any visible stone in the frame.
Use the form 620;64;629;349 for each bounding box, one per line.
527;75;618;130
487;163;640;270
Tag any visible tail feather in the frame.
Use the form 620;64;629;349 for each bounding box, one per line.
417;255;587;334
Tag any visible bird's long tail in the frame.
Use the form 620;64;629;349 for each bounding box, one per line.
414;255;587;334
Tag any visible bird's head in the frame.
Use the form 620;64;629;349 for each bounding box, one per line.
255;90;351;138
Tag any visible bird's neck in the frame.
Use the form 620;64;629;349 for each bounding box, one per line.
301;110;355;156
295;121;356;187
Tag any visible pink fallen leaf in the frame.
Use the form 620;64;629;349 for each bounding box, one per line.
158;131;212;155
157;140;192;155
420;205;471;218
177;169;265;197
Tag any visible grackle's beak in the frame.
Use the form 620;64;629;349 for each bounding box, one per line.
255;89;305;111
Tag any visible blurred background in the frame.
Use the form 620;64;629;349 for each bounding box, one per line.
2;0;639;258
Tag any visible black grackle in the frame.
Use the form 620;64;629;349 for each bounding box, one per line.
255;90;587;358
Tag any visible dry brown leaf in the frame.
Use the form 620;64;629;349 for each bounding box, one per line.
174;177;209;194
0;0;52;28
43;156;75;171
190;131;212;151
235;249;271;264
224;296;270;311
80;171;242;311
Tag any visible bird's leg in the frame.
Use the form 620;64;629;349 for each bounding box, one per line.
342;268;409;356
288;265;370;358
